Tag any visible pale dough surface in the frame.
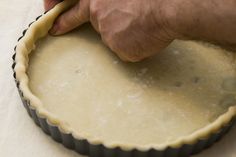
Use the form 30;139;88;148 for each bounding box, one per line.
1;0;236;156
28;24;236;146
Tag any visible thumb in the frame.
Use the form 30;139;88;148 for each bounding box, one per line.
50;0;90;35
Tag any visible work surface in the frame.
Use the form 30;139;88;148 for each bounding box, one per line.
0;0;235;157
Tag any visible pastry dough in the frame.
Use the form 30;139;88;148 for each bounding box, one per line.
14;0;236;151
28;24;236;147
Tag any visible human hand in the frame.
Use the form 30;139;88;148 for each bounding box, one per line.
44;0;178;62
44;0;236;62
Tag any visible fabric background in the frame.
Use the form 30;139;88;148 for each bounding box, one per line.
0;0;235;156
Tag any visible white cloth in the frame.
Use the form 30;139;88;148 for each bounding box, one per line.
0;0;235;157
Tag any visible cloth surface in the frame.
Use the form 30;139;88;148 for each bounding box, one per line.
0;0;235;157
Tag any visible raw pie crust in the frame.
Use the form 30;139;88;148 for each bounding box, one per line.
14;0;236;152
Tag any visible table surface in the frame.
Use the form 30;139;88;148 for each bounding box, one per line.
0;0;235;157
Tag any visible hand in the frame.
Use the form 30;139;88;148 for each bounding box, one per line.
44;0;236;62
44;0;178;62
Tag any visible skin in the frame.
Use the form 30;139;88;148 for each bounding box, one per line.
44;0;236;62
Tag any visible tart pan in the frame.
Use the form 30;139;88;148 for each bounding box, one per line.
12;1;236;157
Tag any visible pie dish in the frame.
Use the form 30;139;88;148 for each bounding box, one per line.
12;0;236;157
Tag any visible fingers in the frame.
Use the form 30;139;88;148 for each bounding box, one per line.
44;0;61;11
50;0;90;35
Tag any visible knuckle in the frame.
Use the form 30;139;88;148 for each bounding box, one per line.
90;4;100;18
103;35;143;62
98;18;146;62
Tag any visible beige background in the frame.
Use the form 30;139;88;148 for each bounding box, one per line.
0;0;235;156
